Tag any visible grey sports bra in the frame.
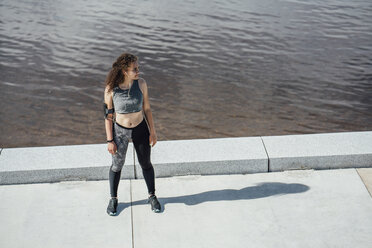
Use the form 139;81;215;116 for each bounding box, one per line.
112;79;143;114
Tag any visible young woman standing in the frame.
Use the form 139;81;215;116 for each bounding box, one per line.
103;53;161;216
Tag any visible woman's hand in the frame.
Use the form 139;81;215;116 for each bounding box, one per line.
108;141;117;155
149;132;157;147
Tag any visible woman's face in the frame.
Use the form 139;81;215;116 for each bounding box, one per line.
124;61;140;80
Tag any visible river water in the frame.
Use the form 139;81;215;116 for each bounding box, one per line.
1;0;371;148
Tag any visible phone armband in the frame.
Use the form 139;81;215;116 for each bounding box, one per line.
103;103;115;119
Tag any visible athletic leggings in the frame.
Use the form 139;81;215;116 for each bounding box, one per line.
109;118;155;197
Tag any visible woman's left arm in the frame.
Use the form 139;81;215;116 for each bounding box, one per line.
140;78;157;146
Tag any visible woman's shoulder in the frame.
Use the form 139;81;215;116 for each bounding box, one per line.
138;77;147;93
104;85;116;99
138;77;147;84
105;85;118;92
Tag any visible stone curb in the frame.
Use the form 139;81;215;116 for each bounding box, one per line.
1;131;371;185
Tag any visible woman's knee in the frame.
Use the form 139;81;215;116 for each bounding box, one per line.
139;161;153;170
111;162;124;172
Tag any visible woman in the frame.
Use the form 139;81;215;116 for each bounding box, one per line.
103;53;161;216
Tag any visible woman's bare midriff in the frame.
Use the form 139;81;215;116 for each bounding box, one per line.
115;111;144;128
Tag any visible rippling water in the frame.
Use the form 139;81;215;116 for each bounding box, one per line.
1;0;371;148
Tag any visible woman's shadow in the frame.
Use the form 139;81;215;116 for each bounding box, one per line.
116;182;309;214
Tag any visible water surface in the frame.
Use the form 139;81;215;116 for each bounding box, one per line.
0;0;371;147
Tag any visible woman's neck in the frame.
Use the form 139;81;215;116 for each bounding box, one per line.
119;78;134;89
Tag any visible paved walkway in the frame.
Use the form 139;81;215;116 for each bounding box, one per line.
1;168;372;248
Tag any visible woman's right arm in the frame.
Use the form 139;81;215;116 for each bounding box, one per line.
104;87;117;154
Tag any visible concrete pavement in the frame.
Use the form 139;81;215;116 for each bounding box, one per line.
1;168;371;248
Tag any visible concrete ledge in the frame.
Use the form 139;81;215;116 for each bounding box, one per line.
134;137;268;178
1;131;371;185
262;131;372;171
0;143;135;185
0;167;109;185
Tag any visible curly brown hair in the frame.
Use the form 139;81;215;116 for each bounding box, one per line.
104;53;138;92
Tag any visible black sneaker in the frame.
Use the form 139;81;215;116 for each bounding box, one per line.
147;195;161;213
107;198;118;216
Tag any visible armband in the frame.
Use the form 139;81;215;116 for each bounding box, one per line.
103;103;115;119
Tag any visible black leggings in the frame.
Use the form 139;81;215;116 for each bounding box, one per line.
109;118;155;197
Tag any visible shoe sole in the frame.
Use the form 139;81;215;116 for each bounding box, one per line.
107;211;117;216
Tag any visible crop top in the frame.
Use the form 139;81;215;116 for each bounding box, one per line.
112;79;143;114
